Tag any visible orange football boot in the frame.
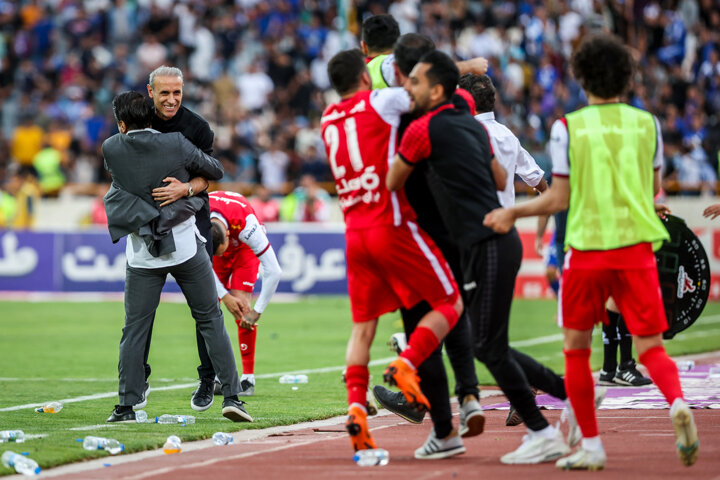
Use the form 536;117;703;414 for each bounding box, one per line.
346;405;377;452
383;358;430;412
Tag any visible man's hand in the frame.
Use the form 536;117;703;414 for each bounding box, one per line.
222;293;251;321
152;177;189;207
239;310;260;330
703;203;720;220
534;236;545;257
655;203;671;219
457;57;489;76
483;207;516;234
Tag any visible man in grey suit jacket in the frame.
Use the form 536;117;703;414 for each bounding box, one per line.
103;91;252;423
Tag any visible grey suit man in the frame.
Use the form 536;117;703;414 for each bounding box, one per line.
103;91;252;423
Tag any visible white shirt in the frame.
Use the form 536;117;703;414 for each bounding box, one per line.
550;115;664;176
475;112;545;207
210;212;282;314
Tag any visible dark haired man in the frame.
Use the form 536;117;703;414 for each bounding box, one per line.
388;51;571;465
209;190;282;396
485;35;698;470
322;48;464;457
361;14;400;89
141;66;248;412
102;91;251;424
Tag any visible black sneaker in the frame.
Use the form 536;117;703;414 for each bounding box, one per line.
135;380;150;409
505;387;536;427
213;379;223;396
372;384;425;424
614;360;652;386
598;370;617;386
106;405;135;423
191;376;216;412
222;397;253;422
238;379;255;397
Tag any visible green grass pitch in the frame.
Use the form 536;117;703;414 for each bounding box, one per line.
1;297;719;473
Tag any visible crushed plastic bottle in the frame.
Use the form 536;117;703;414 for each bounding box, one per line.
212;432;234;445
353;448;389;466
278;374;308;384
156;414;195;426
0;430;25;443
1;451;41;476
81;436;124;455
135;410;148;423
676;360;695;371
163;435;182;454
35;401;63;413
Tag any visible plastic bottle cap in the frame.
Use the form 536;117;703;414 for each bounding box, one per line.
33;467;41;474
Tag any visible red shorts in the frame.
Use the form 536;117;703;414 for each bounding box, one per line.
212;246;260;293
346;221;459;323
559;243;668;336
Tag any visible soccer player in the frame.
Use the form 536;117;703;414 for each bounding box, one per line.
361;14;399;89
484;34;698;470
387;50;572;465
322;49;463;455
209;190;283;397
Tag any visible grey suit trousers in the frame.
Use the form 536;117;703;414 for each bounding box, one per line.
118;240;240;405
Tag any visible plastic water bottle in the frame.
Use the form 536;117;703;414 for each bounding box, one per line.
0;430;25;443
163;435;182;454
212;432;234;445
81;436;124;455
156;414;195;425
353;448;389;466
676;360;695;371
135;410;148;423
278;374;308;384
1;451;41;476
35;401;63;413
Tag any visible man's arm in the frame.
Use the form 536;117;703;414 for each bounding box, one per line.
387;154;415;191
387;116;431;191
484;176;570;234
179;134;224;181
214;271;251;319
152;176;209;207
456;57;489;76
491;156;507;190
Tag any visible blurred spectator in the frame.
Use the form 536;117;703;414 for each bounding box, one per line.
32;142;65;197
279;174;330;222
248;184;280;223
11;115;44;167
258;139;289;194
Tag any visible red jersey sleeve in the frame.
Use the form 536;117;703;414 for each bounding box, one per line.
398;115;432;165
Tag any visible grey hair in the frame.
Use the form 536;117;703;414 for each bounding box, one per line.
148;66;184;89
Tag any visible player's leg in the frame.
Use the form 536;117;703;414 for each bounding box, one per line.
345;319;378;451
615;312;652;386
612;268;698;466
231;289;256;395
600;300;620;385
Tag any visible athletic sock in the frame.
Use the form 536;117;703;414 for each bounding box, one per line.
564;348;598;438
400;326;440;369
238;325;257;375
617;316;633;365
639;345;683;404
602;310;620;372
345;365;369;407
582;436;604;452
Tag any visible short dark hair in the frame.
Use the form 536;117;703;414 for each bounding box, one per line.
418;50;458;101
393;33;435;76
361;14;400;53
327;49;367;95
571;34;634;100
211;220;225;255
112;91;153;130
458;73;495;113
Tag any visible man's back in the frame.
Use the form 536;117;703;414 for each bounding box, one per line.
321;89;414;230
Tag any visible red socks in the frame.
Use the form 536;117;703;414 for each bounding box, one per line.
639;345;683;404
345;365;369;406
400;326;440;369
238;326;257;375
564;348;598;438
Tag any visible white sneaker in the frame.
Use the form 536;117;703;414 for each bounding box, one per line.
556;448;607;470
563;387;606;447
670;399;699;466
458;395;485;438
500;427;570;464
134;381;150;410
414;429;466;459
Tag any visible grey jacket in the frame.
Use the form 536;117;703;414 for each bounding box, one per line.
102;129;223;256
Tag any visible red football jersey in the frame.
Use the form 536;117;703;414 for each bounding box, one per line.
320;90;415;230
209;190;258;257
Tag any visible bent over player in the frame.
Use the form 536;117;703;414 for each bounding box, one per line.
322;49;463;454
208;190;282;398
484;34;698;470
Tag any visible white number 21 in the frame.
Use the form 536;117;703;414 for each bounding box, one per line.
324;117;365;179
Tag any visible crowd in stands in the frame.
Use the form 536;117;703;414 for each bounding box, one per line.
1;0;719;227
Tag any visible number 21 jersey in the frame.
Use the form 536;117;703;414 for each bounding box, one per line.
321;89;416;230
